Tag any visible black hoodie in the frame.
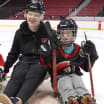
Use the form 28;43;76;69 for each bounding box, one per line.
4;21;49;73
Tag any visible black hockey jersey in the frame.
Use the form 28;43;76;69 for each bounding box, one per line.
40;41;89;76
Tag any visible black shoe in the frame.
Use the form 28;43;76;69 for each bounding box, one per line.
10;97;19;104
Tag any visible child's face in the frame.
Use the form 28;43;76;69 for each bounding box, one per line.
60;30;73;44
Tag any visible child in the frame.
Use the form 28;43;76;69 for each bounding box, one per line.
40;19;98;104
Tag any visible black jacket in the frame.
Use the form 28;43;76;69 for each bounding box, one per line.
40;41;89;76
4;21;49;73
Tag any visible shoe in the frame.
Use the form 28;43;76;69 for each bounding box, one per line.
10;97;19;104
0;93;19;104
80;94;93;104
66;96;79;104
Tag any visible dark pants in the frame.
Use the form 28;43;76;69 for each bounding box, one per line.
4;59;47;103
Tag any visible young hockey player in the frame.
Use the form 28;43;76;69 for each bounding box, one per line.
0;2;49;104
40;19;98;104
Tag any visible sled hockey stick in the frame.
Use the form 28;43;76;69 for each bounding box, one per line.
52;49;58;94
44;21;58;94
84;32;95;97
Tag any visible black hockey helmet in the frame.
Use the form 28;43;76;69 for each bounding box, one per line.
57;19;78;36
25;3;45;14
57;19;78;46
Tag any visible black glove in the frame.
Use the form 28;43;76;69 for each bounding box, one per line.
2;72;7;81
0;71;7;81
0;68;3;81
0;68;3;72
45;21;60;49
50;30;60;49
82;40;98;66
82;40;95;54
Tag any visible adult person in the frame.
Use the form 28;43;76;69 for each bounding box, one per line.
0;2;49;104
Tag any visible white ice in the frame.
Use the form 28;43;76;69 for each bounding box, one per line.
0;24;104;104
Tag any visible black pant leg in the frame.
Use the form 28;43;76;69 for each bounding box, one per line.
4;62;29;97
16;64;47;103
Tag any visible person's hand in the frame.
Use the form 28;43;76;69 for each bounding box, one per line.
2;72;7;80
0;68;3;81
0;71;7;81
81;40;98;66
45;21;60;49
63;65;75;74
82;40;95;54
0;68;3;73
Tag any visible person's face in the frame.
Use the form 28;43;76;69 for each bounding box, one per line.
60;30;73;44
26;11;42;28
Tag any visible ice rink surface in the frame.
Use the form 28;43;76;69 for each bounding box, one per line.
0;25;104;104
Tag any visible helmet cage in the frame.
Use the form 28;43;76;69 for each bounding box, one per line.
59;29;76;46
57;19;78;46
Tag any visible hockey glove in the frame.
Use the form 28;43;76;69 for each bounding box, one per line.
0;68;3;72
82;40;98;66
50;30;60;49
0;68;3;81
0;72;7;81
82;40;94;54
45;21;60;49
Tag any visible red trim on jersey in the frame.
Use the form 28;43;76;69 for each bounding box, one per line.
40;56;51;67
0;54;5;66
56;61;69;73
58;43;79;59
